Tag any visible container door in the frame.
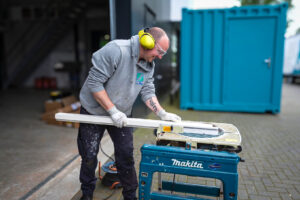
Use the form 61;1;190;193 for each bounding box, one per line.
224;17;276;106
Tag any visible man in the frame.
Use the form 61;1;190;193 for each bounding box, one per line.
78;27;181;200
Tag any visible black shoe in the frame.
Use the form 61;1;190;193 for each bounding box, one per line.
80;195;93;200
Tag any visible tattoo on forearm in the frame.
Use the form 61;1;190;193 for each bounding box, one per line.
150;99;158;113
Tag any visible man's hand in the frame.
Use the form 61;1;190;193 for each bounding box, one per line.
157;109;181;122
107;106;127;128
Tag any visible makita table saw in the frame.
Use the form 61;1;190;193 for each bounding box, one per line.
56;113;243;200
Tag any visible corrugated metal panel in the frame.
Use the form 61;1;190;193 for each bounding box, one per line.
180;3;287;113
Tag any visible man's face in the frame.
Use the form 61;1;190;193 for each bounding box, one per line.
144;36;169;62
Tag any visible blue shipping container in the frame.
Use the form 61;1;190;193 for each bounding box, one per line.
180;3;287;113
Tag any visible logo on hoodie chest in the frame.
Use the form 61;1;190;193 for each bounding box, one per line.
136;73;144;85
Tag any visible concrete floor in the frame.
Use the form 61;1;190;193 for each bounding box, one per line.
0;89;79;200
0;82;300;200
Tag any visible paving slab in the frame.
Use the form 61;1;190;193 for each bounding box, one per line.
0;89;79;200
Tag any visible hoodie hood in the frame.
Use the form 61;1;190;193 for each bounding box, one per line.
131;35;155;72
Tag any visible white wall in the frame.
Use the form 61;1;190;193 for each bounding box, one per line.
170;0;240;22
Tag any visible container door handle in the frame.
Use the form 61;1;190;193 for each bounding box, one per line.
264;57;271;68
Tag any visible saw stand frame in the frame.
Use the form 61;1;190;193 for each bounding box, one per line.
138;144;241;200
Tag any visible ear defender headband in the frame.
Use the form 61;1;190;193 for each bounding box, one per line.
138;28;155;50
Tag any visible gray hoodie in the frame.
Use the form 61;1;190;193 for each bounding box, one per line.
79;35;156;116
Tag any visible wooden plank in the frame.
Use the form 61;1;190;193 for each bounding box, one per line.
55;112;218;130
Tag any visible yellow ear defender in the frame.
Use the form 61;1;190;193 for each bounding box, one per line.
138;28;155;50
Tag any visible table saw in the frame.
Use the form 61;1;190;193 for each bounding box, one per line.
55;113;243;200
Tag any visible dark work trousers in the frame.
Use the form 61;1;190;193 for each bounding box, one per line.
77;107;138;200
